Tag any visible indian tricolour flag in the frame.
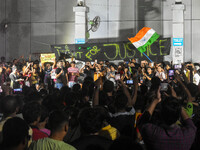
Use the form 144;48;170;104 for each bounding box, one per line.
128;27;160;53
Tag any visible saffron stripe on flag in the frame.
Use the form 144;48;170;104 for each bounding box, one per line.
128;27;151;43
132;29;156;48
128;27;160;53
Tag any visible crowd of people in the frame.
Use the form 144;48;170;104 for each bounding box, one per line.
0;55;200;150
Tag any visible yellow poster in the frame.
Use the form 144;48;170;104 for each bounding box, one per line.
40;53;55;64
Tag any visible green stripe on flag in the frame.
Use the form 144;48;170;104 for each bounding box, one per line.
137;32;160;53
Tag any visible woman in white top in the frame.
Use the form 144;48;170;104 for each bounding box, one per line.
193;66;200;86
155;66;166;81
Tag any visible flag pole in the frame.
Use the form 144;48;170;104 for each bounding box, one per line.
141;51;153;63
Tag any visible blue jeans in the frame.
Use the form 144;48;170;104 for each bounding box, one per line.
68;81;76;88
55;83;63;90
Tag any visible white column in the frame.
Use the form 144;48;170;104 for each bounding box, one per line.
73;5;89;44
172;1;185;64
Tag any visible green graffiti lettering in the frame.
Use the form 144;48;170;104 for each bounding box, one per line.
57;50;67;56
90;49;96;55
57;50;61;56
54;46;62;56
148;45;157;56
119;44;126;59
125;42;136;58
147;45;150;56
72;53;77;58
69;53;73;58
65;45;70;51
90;46;101;55
103;44;119;60
85;46;101;60
85;52;92;60
141;52;143;57
159;39;168;56
76;52;83;59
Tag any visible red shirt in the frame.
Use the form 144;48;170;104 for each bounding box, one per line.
32;127;48;141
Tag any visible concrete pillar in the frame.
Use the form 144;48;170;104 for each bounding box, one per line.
172;1;185;64
73;3;89;44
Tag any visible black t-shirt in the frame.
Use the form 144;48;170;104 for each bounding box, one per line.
0;74;2;86
44;66;52;75
71;135;112;150
55;68;63;83
109;113;135;138
145;73;154;87
63;66;68;74
84;69;93;77
134;63;140;69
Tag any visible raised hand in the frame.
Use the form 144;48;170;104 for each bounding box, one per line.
174;72;182;82
156;86;161;103
169;84;178;98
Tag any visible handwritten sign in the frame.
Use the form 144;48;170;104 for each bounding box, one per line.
51;38;171;63
40;53;56;64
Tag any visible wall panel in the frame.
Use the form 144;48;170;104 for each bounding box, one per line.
31;23;55;54
6;0;30;23
31;0;55;22
6;23;31;60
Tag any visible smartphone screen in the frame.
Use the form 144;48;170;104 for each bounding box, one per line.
126;80;134;85
0;86;3;93
151;62;154;67
13;88;22;94
139;77;143;83
160;83;168;91
39;62;42;67
174;64;182;70
168;70;174;80
115;74;120;80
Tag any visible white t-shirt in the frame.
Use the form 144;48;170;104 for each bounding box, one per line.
193;73;200;85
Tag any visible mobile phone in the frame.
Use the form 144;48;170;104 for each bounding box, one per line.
174;64;182;70
168;69;174;80
151;62;154;67
13;88;22;94
39;62;42;67
160;83;168;91
140;77;143;82
0;86;3;93
115;74;120;81
95;59;97;63
126;80;134;85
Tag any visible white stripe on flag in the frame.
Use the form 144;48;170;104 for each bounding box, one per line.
132;29;156;48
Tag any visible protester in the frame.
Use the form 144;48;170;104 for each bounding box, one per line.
22;102;48;141
0;96;20;142
9;68;24;89
68;61;79;88
0;117;30;150
55;61;65;89
29;110;76;150
71;107;113;150
155;66;166;81
0;66;5;87
138;93;196;150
